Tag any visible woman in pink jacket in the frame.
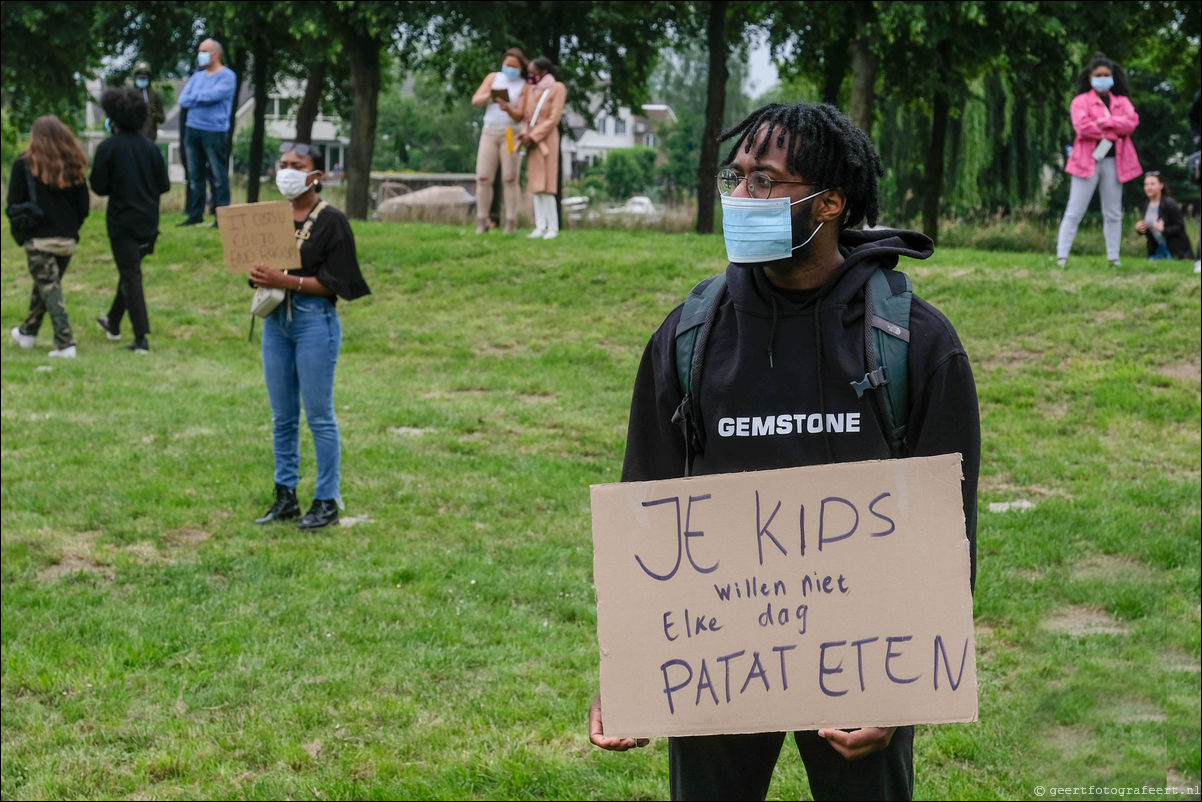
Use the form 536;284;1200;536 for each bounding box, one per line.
1056;53;1141;268
518;58;567;240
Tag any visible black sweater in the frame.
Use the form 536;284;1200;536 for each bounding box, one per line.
621;228;980;588
89;130;170;241
1141;196;1195;260
5;157;89;241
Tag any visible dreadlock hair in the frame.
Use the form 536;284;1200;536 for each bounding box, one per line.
719;102;884;229
1075;52;1131;97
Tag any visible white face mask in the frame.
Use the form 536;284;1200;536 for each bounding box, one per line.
276;168;319;200
720;188;828;264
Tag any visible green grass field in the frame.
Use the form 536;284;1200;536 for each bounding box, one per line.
2;211;1199;800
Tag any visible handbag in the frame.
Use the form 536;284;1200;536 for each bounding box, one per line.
249;200;328;319
250;285;286;318
6;163;44;246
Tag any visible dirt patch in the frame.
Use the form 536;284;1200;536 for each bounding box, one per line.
1102;697;1165;723
164;528;211;546
1043;605;1129;635
517;393;555;405
36;553;114;582
388;426;434;436
302;740;323;759
475;343;528;358
1072;554;1156;583
1046;725;1092;751
1158;360;1201;382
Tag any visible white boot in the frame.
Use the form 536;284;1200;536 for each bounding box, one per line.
542;195;559;240
527;195;546;238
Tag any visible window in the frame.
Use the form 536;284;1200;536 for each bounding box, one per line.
595;115;606;134
614;118;626;135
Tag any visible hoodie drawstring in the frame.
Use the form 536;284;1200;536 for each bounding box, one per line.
767;296;778;368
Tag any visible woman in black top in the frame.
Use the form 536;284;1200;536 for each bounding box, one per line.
249;142;371;530
1134;172;1195;260
89;87;171;353
6;115;90;357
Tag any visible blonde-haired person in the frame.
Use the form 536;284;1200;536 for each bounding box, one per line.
471;47;528;234
6;115;90;358
517;57;567;240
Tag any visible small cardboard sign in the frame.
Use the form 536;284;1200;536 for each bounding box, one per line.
590;454;976;738
215;201;300;274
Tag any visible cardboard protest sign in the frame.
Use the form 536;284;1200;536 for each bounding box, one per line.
590;453;976;738
215;201;300;274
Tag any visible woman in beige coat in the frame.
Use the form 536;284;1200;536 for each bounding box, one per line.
517;58;567;240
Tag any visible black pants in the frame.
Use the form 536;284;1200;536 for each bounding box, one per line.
669;727;914;801
107;236;151;339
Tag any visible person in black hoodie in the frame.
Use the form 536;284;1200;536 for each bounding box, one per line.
587;102;980;801
6;115;90;357
89;87;170;353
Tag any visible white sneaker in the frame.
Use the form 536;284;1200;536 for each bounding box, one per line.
10;327;34;349
1194;260;1200;274
527;227;546;239
542;230;559;240
48;345;76;358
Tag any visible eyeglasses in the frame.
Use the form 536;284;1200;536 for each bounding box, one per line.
717;168;811;199
279;142;314;156
1145;171;1160;177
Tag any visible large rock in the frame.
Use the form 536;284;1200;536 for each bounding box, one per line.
377;186;476;222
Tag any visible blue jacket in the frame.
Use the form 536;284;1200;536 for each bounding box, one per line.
178;67;237;132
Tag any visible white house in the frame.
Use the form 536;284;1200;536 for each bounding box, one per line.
562;99;677;182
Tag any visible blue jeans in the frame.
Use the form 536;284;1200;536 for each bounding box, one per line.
262;294;342;500
184;126;230;222
1149;240;1171;260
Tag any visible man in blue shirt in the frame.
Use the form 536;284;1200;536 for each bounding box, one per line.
177;38;236;226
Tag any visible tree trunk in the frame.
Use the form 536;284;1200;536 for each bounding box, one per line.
295;62;325;143
225;43;244;204
345;36;381;220
848;36;877;137
922;85;950;244
247;45;268;203
695;0;728;236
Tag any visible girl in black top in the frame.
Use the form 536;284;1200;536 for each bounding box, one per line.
6;115;90;357
89;87;171;352
248;142;370;530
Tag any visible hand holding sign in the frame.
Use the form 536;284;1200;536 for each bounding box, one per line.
215;201;300;274
590;454;977;739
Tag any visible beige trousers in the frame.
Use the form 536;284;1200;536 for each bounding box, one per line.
475;125;520;225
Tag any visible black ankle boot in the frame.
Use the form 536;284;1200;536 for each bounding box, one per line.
297;498;339;530
255;484;300;524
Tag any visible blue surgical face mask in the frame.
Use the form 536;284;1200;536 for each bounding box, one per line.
1091;76;1114;92
720;189;828;264
197;51;211;68
501;65;521;80
135;77;149;89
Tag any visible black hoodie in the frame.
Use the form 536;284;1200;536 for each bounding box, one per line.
620;228;979;587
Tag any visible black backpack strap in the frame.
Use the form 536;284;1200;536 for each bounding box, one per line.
671;273;727;475
849;268;912;457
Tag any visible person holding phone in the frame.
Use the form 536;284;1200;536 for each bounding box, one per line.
471;48;528;235
1055;52;1141;268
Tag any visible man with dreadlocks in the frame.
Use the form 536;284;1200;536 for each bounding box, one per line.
587;101;980;800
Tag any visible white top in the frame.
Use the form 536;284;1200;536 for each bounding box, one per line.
483;73;526;127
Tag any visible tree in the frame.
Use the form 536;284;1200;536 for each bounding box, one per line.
603;147;657;199
330;1;431;220
1;1;106;129
667;1;771;234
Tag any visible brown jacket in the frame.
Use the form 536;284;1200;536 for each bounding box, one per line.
519;79;566;157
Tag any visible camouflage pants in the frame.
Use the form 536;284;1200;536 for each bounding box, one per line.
20;249;74;349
